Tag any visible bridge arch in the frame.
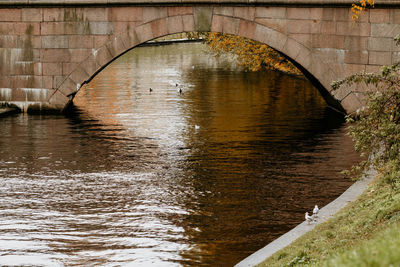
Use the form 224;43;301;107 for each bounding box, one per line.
3;3;396;113
50;8;345;113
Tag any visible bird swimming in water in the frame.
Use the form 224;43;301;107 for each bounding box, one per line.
149;88;153;92
305;212;313;224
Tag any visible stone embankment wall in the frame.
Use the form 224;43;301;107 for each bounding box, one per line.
0;1;399;113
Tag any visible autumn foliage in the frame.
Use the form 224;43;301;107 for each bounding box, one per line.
204;32;302;75
351;0;375;20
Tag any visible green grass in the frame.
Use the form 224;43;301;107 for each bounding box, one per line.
257;177;400;267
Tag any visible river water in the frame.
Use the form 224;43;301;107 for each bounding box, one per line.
0;43;359;266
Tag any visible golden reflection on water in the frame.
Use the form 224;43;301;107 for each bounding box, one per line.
0;43;360;266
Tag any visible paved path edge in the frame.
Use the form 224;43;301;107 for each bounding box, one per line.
235;170;376;267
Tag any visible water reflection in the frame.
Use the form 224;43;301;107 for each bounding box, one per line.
0;43;359;266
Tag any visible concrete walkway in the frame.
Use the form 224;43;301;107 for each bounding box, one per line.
235;170;375;267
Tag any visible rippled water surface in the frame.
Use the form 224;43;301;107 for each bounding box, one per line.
0;43;360;266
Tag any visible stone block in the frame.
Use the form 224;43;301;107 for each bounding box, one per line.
282;38;303;61
211;15;223;33
0;76;11;87
111;7;143;22
11;75;42;89
47;90;69;109
310;8;323;20
213;6;233;17
89;22;114;35
143;7;168;23
239;20;256;40
43;8;64;22
53;75;65;89
287;8;310;20
234;7;255;21
41;22;90;35
254;18;287;34
222;17;240;35
57;77;78;96
254;24;287;51
182;15;195;32
22;8;42;22
69;66;89;85
340;92;363;114
334;8;351;22
11;61;34;75
320;21;336;35
62;62;79;76
14;22;40;35
93;46;113;68
43;62;62;76
194;7;212;32
294;49;312;70
42;36;69;49
288;20;311;34
94;35;111;49
371;24;400;38
290;34;311;48
114;21;140;34
344;50;368;64
41;49;71;63
80;58;100;79
321;8;334;21
255;7;286;19
391;9;400;24
167;16;184;35
118;31;139;50
0;9;21;22
151;18;168;38
344;36;368;51
168;7;193;17
134;23;153;43
69;35;94;48
370;9;390;24
367;37;393;51
106;36;127;58
336;22;370;37
344;63;366;76
369;51;392;65
365;65;382;73
70;49;91;63
82;8;109;22
43;76;53;89
34;63;42;75
0;23;14;35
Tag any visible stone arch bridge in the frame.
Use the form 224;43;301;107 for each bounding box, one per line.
1;0;399;114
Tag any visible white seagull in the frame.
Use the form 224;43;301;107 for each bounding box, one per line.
305;212;313;224
313;205;319;218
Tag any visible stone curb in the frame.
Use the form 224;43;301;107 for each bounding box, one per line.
0;107;20;117
235;170;375;267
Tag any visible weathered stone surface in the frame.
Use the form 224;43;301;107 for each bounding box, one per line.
1;4;399;114
255;7;286;19
194;7;212;32
42;36;68;48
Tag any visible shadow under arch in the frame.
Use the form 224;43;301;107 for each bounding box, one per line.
52;16;345;113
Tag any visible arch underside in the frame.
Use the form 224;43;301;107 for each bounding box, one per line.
50;12;352;114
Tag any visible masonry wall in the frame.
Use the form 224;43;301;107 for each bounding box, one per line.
0;4;399;113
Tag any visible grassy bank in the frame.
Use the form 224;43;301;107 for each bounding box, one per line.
257;175;400;267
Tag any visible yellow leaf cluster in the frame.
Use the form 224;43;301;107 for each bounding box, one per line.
205;32;302;75
351;0;374;20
